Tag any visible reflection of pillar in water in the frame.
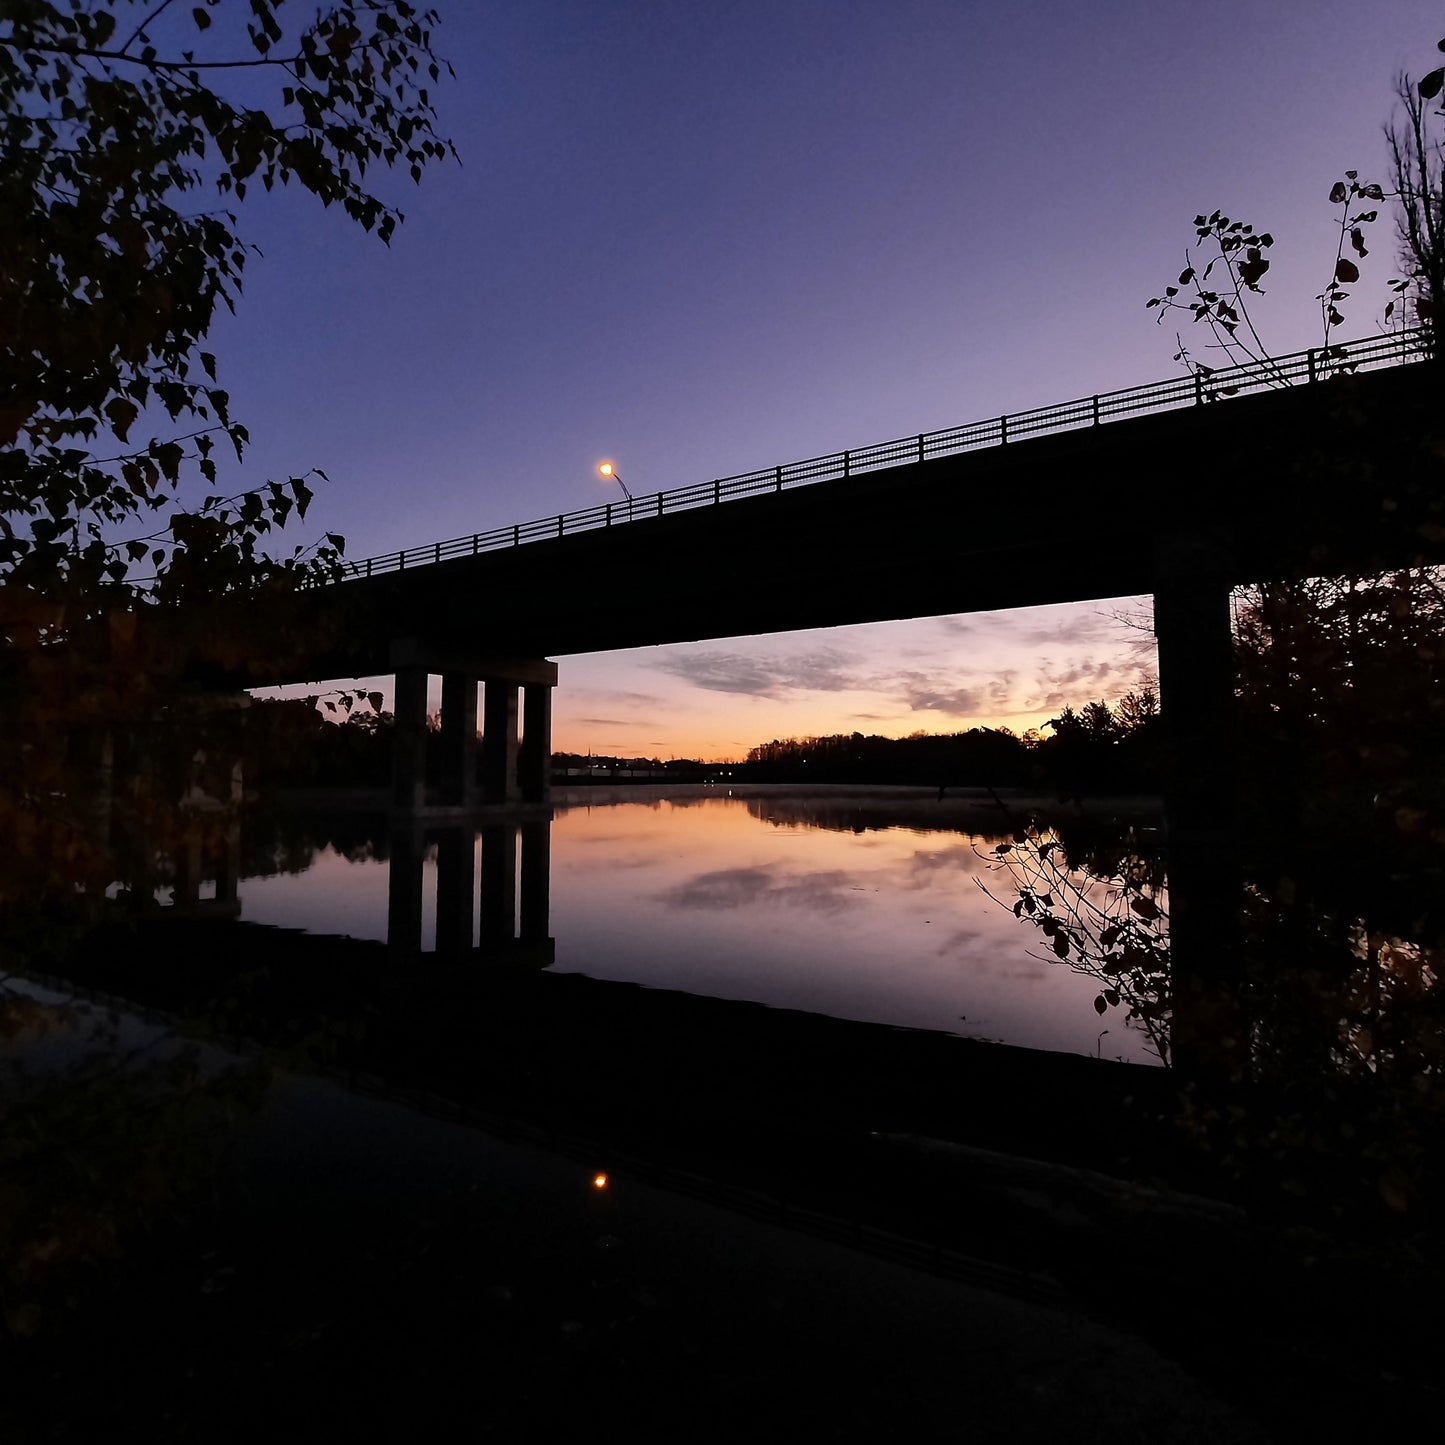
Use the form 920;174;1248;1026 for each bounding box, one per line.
172;833;202;907
478;822;518;949
519;819;551;942
387;826;427;953
435;826;476;954
1154;536;1242;1077
88;728;115;858
214;817;241;907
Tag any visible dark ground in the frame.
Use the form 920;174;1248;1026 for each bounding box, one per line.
5;918;1442;1441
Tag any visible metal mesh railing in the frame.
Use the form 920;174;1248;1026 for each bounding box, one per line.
339;328;1432;581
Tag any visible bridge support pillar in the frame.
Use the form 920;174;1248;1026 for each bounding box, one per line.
391;665;429;813
481;680;520;805
1153;537;1242;1079
439;672;479;808
386;645;557;816
519;681;553;803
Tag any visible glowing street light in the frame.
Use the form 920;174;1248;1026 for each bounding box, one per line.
597;461;632;500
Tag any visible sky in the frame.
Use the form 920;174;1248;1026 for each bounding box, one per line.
202;0;1443;759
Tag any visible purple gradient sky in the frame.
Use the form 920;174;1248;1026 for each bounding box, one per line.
228;1;1440;758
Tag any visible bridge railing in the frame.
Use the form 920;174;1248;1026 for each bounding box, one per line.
339;327;1431;580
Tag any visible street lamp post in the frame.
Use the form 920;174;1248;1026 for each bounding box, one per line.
597;461;632;500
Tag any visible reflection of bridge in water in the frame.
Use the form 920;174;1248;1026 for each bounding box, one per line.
386;816;553;965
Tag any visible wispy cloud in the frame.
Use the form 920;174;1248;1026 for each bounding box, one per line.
653;647;860;698
887;667;1018;720
572;688;673;711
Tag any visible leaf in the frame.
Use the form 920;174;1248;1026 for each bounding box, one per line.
1052;932;1069;959
367;692;384;713
1237;250;1269;288
1328;181;1348;204
1129;895;1160;921
1335;257;1360;284
105;398;139;443
193;7;211;28
1349;228;1367;258
1093;995;1108;1016
154;441;184;483
1419;67;1444;100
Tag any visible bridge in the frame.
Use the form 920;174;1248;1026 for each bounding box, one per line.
244;329;1439;814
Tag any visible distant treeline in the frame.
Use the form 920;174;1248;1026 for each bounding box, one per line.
739;690;1162;792
241;692;1163;793
241;703;731;790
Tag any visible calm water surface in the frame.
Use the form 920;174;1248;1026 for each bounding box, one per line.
238;787;1165;1065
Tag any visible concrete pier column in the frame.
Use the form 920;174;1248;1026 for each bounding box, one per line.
435;826;476;954
478;822;518;950
439;672;479;808
1153;537;1242;1077
386;825;426;953
519;683;554;803
392;666;430;813
519;818;551;943
481;680;520;805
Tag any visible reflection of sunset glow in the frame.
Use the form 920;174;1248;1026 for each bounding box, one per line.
545;792;1168;1063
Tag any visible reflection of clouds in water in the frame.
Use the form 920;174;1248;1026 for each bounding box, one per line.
901;843;989;889
586;851;670;872
933;925;989;957
658;865;864;916
567;831;667;846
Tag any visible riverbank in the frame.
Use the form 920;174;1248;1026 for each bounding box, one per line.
9;917;1443;1440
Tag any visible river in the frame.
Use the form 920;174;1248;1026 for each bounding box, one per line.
232;785;1166;1065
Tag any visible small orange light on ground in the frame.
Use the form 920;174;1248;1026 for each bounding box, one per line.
593;1172;609;1190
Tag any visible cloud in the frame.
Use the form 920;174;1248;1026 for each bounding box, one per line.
1024;656;1147;713
654;646;860;698
888;667;1019;720
571;688;673;711
895;677;990;716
